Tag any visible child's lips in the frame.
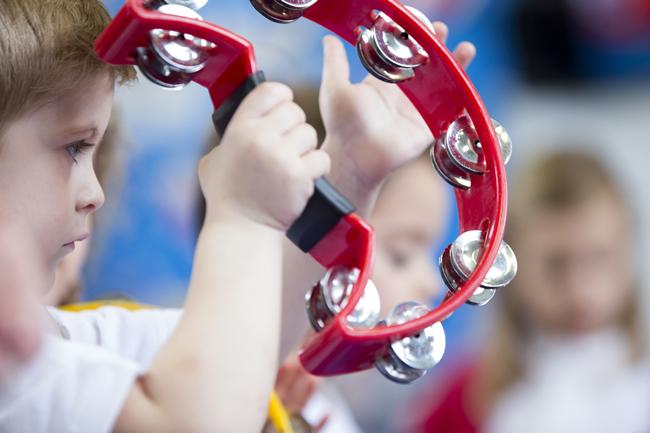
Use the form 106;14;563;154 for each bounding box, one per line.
62;233;89;249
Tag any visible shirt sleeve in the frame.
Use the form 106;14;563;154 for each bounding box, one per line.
0;335;139;433
47;307;182;369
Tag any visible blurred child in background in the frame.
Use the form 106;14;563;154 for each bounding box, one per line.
406;151;650;433
274;23;474;432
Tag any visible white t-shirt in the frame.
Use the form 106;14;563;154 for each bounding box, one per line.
1;306;362;433
486;329;650;433
0;335;139;433
48;307;182;368
0;307;182;433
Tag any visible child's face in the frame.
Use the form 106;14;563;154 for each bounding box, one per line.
42;224;93;306
0;75;112;288
370;158;449;315
514;194;634;334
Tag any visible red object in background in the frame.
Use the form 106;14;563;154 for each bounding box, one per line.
95;0;508;378
403;363;480;433
569;0;650;42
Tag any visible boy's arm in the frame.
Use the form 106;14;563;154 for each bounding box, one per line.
115;220;283;433
112;82;329;433
280;24;476;357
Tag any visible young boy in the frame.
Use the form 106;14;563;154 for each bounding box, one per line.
0;1;327;432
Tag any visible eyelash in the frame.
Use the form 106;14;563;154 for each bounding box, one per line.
65;141;94;164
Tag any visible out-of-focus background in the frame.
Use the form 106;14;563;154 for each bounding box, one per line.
89;1;649;432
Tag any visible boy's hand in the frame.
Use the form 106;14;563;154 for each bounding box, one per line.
274;352;320;414
199;82;330;231
320;22;476;212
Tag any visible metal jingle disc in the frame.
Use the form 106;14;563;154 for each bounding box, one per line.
305;281;330;332
375;302;446;384
149;29;215;74
305;267;381;331
370;11;429;69
356;27;414;83
430;137;472;189
439;245;497;306
463;285;496;307
250;0;317;23
404;6;435;33
445;116;513;174
148;0;209;10
345;278;381;329
135;47;193;90
374;343;428;384
450;230;518;289
493;120;512;165
147;4;215;75
387;302;446;370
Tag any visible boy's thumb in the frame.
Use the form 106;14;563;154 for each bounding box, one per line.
320;35;350;92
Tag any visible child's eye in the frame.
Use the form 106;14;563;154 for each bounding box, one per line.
65;141;94;164
389;249;410;268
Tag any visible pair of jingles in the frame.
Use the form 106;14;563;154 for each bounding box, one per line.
95;0;517;385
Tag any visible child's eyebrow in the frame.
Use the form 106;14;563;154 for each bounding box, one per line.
58;125;99;142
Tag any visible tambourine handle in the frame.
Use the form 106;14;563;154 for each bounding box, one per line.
212;70;267;137
287;177;355;252
211;72;356;253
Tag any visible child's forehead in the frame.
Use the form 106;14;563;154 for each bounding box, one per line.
32;76;114;138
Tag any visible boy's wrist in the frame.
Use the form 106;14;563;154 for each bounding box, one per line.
202;208;282;240
321;137;383;217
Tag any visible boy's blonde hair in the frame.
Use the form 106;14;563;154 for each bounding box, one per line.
0;0;136;136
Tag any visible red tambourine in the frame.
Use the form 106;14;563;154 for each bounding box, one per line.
96;0;517;384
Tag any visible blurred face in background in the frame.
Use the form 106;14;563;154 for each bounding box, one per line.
370;156;449;316
513;193;634;335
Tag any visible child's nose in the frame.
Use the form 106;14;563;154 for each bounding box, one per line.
76;174;105;214
417;261;440;299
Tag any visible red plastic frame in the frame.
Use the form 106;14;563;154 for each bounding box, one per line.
95;0;507;376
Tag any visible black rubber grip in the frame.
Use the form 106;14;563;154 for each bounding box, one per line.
211;71;355;253
287;178;355;252
212;70;267;137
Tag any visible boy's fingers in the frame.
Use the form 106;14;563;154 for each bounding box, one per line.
301;150;331;181
453;41;477;70
263;101;307;135
232;82;293;121
320;35;350;94
285;376;318;413
284;124;318;156
433;21;449;45
274;359;303;401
